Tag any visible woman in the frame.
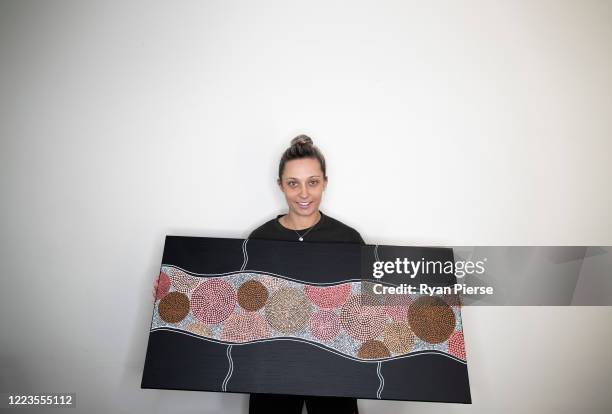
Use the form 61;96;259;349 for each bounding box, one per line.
153;135;363;414
247;135;363;414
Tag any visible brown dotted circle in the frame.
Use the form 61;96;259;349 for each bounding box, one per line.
265;288;311;334
158;291;190;323
357;340;391;359
237;280;269;311
383;322;415;354
407;296;455;344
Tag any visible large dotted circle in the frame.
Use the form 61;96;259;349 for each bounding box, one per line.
221;312;270;342
309;310;341;341
265;288;311;334
407;296;455;344
190;279;236;324
305;284;351;308
237;280;269;311
340;294;387;341
383;322;415;354
158;291;190;323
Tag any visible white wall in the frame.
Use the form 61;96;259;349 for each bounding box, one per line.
1;1;611;413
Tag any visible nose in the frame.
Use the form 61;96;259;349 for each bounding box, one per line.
299;183;309;198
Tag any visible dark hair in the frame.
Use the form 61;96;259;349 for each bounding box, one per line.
278;135;327;180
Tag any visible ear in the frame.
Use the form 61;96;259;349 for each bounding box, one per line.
323;176;328;191
277;178;283;190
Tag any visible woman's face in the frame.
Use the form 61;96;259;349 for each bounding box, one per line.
278;158;327;218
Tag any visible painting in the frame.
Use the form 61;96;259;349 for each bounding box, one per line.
141;236;471;403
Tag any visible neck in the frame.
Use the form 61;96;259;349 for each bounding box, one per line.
283;211;321;230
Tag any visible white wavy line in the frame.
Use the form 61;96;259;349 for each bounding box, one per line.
222;345;234;391
159;264;400;288
376;362;384;399
240;240;249;271
374;245;380;263
150;327;468;365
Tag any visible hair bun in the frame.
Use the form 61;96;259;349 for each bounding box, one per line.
290;134;313;146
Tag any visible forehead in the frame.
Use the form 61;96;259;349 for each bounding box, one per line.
282;158;323;178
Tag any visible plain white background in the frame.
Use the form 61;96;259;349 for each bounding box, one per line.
1;1;611;413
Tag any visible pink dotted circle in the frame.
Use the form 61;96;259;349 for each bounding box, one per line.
220;312;270;343
155;271;171;300
447;331;466;360
309;310;341;341
305;284;351;308
340;294;388;341
190;279;236;324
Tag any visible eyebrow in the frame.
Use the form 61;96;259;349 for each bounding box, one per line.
286;176;322;180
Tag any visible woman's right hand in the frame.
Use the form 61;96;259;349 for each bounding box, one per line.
152;276;159;300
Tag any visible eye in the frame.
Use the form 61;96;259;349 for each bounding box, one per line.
288;181;297;187
309;180;319;186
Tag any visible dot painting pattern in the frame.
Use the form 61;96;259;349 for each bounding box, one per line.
155;271;171;300
383;322;415;354
340;294;387;341
158;292;190;323
305;284;351;308
186;322;212;337
447;331;466;360
191;279;236;324
309;310;341;341
407;296;456;344
265;288;311;334
151;267;467;361
383;294;412;322
221;312;270;342
169;268;199;293
237;280;268;311
259;275;287;291
357;340;391;359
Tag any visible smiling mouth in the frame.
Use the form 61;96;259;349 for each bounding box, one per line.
297;201;312;208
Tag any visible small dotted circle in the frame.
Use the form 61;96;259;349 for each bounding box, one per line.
237;280;269;311
158;292;190;323
357;340;390;359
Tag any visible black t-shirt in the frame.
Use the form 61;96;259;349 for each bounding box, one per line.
249;211;365;245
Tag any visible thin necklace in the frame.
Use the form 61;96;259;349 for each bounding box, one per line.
287;213;322;241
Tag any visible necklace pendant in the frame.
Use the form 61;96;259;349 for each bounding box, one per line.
299;237;303;241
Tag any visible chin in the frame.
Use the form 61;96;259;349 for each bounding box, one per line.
292;204;319;216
